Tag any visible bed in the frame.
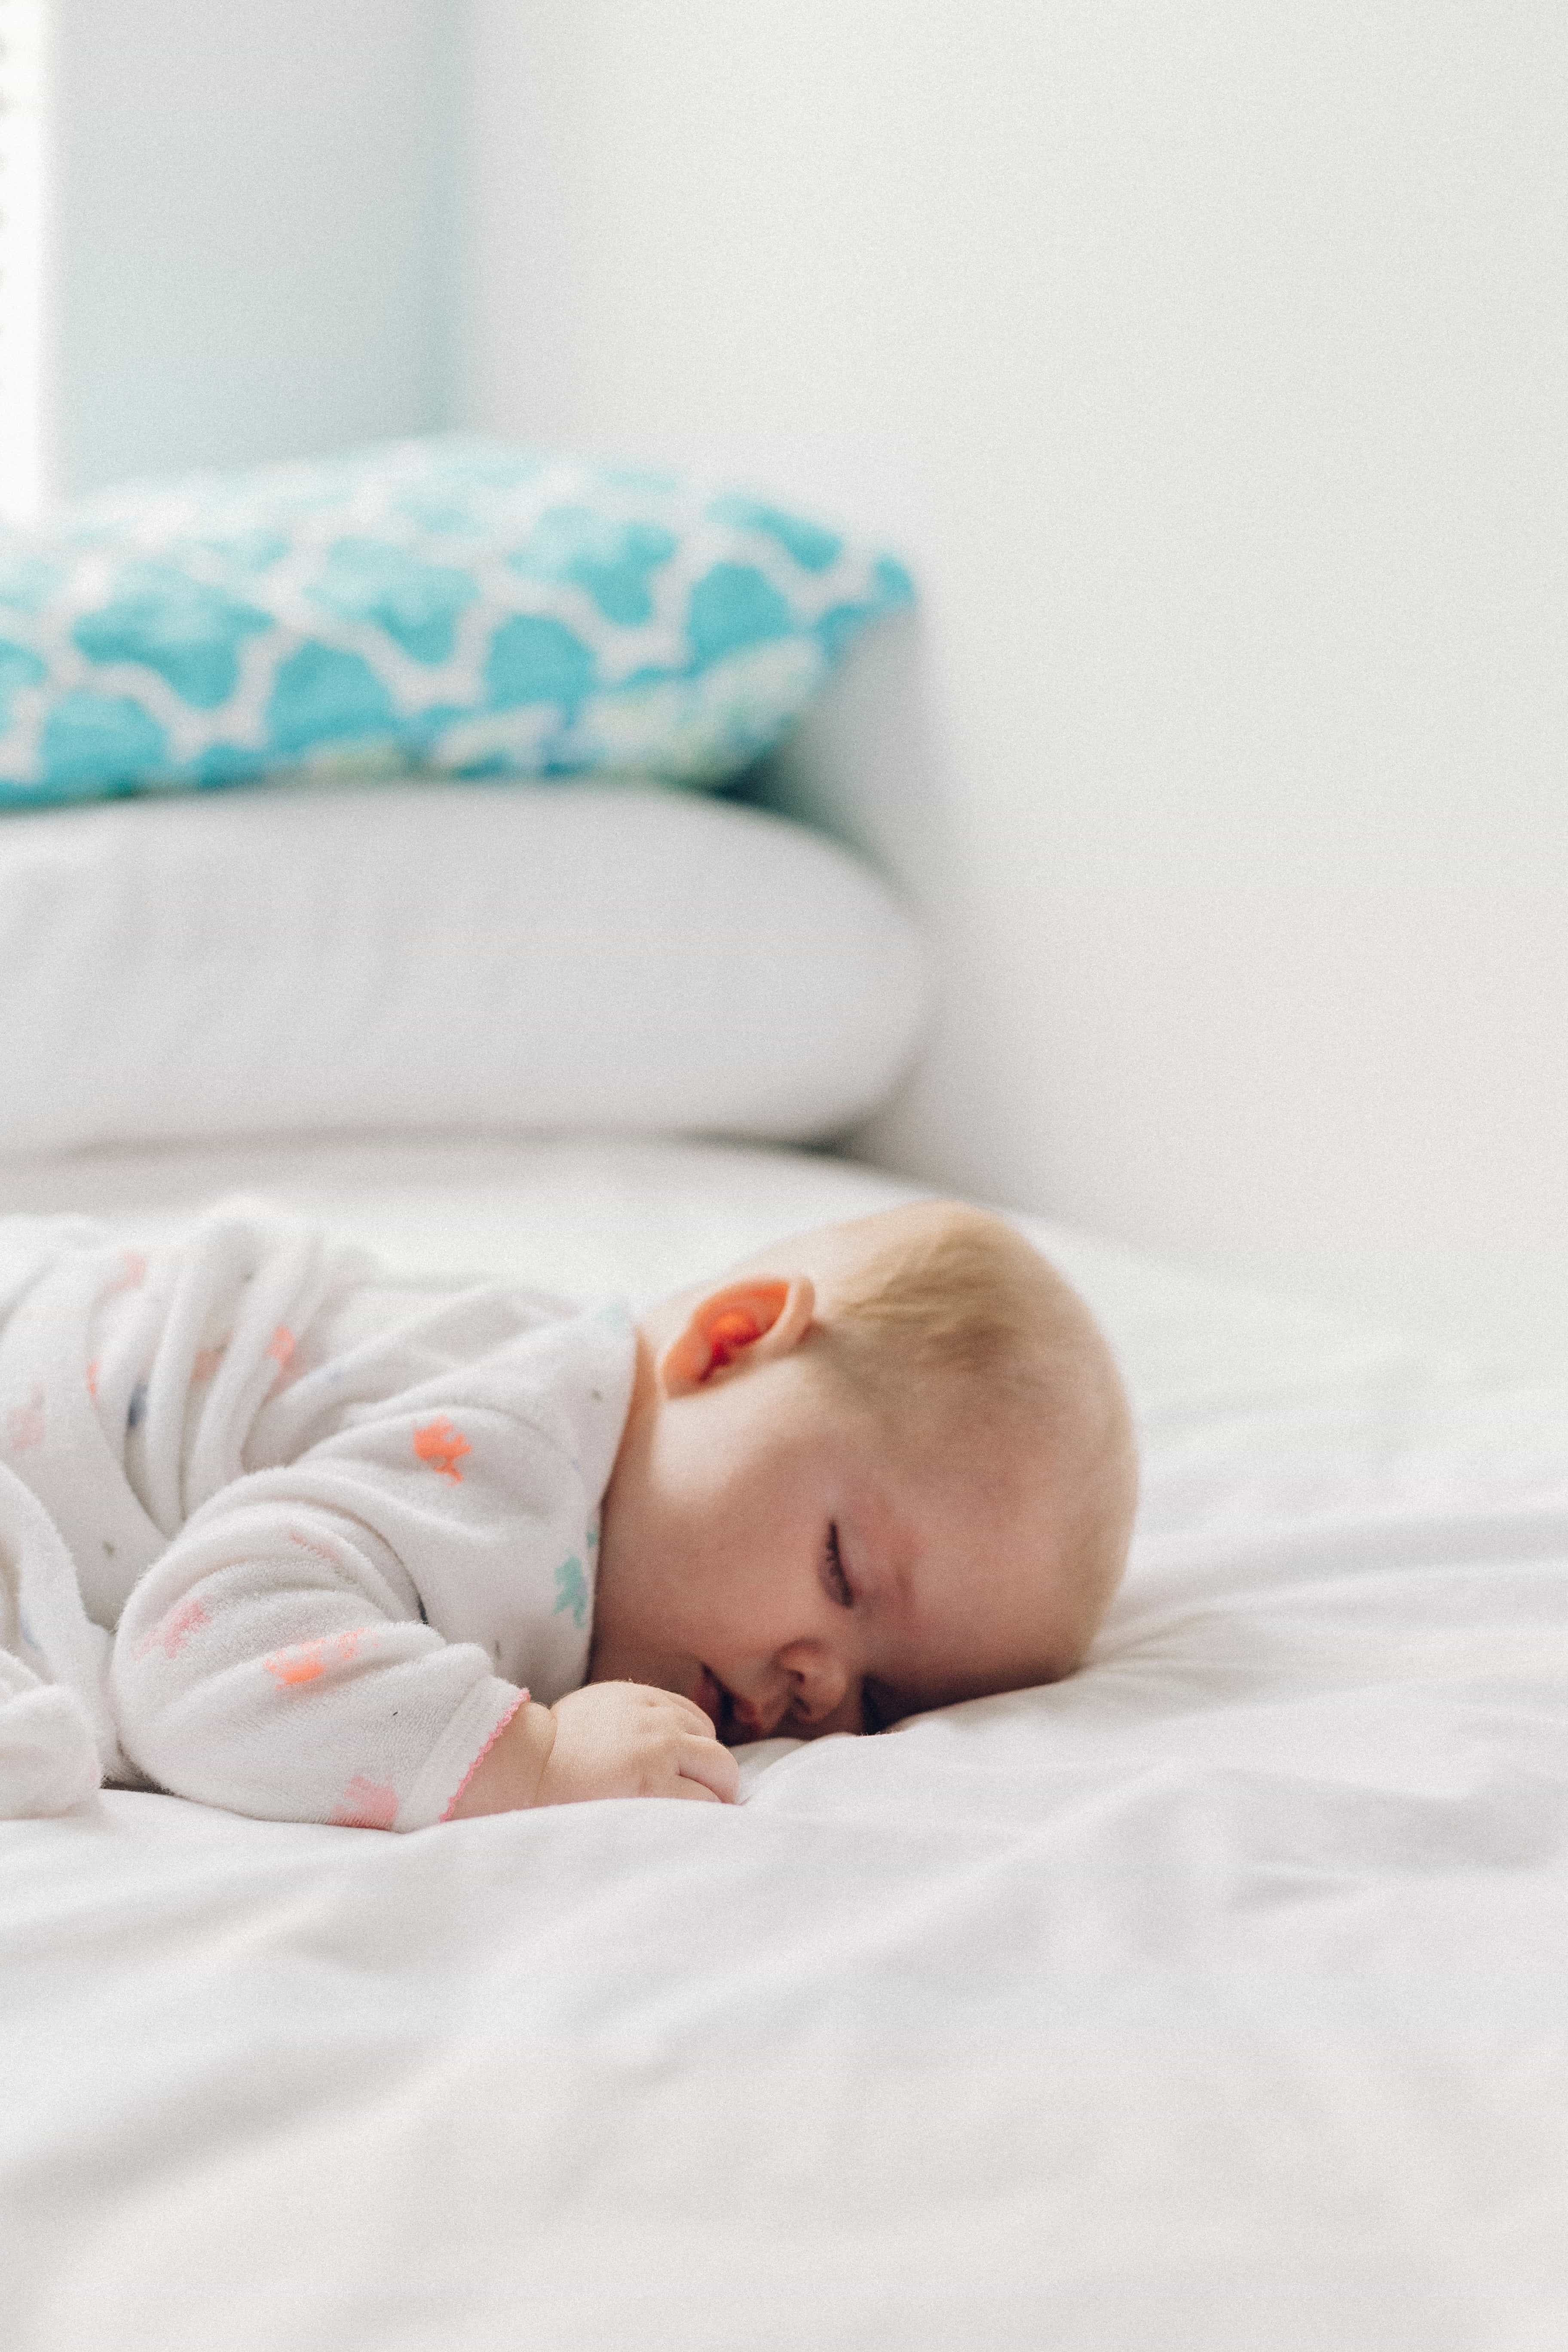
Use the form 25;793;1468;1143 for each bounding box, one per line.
1;499;1565;2346
1;1120;1564;2351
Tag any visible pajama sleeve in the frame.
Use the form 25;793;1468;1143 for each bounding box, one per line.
107;1280;629;1831
107;1395;582;1831
110;1472;527;1829
111;1491;523;1830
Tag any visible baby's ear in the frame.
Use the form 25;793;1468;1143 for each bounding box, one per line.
658;1274;817;1396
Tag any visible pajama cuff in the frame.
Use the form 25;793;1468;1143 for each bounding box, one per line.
400;1675;530;1832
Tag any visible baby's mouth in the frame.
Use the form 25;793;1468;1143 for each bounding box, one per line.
695;1664;731;1737
698;1666;753;1747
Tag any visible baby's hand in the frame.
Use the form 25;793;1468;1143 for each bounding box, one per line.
536;1682;740;1807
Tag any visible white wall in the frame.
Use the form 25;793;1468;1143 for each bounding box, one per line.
0;0;49;518
460;0;1568;1372
43;0;456;498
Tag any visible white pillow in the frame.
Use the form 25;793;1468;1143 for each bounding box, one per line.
0;780;930;1154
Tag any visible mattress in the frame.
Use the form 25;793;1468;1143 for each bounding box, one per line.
2;1133;1565;2352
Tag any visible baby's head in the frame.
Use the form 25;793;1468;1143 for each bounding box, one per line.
590;1199;1137;1743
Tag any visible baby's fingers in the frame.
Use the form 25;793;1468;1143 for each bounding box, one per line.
653;1688;722;1734
675;1733;741;1804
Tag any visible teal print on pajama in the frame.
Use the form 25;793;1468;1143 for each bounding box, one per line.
553;1555;588;1629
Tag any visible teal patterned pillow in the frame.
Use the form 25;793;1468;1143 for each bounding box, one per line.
0;437;915;808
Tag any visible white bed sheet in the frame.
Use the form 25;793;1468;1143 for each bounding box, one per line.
1;1134;1565;2352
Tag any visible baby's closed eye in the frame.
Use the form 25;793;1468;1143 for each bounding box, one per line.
822;1523;854;1608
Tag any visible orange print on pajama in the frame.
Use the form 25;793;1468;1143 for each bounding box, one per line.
263;1628;365;1688
330;1774;399;1831
133;1596;211;1662
413;1416;471;1482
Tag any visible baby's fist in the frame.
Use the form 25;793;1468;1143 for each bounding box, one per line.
536;1681;740;1807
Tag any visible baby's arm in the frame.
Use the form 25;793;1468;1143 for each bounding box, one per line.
111;1476;738;1827
111;1477;534;1831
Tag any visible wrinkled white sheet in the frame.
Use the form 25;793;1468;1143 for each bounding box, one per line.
1;1135;1565;2352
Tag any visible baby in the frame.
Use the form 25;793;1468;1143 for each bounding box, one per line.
0;1197;1136;1827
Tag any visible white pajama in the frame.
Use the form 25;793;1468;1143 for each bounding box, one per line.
0;1206;636;1828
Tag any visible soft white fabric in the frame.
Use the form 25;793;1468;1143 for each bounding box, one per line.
0;1466;119;1813
0;1137;1564;2352
0;779;930;1155
0;1206;635;1829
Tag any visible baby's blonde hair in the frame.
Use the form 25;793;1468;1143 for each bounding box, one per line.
813;1202;1137;1666
825;1204;1077;1404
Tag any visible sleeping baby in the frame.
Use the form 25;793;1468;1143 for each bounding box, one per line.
0;1197;1137;1826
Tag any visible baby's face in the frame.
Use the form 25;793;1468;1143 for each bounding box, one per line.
590;1326;1085;1744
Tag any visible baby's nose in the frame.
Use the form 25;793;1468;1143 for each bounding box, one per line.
775;1641;851;1730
